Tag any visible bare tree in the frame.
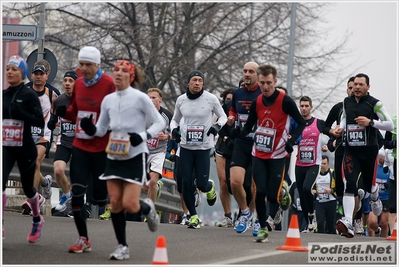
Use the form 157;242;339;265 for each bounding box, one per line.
2;2;351;114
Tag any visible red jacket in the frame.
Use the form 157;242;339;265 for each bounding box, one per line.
64;74;115;152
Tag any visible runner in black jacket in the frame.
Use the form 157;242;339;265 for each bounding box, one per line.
3;55;45;243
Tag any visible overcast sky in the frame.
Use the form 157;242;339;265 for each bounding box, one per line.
323;2;398;118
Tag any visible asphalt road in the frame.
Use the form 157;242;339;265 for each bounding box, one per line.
2;211;397;265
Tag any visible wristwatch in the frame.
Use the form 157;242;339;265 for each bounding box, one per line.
369;119;374;127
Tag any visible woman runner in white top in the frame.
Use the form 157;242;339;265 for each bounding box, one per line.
80;60;166;260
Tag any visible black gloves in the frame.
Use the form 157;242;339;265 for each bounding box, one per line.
389;140;397;148
285;142;294;153
207;123;221;136
169;154;177;162
207;126;218;136
383;166;389;174
80;114;96;136
56;105;67;117
172;126;181;143
128;132;143;146
229;127;240;140
47;114;58;131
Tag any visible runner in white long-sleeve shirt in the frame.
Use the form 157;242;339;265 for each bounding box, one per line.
80;60;165;260
170;70;227;229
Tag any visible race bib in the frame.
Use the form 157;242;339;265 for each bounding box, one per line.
346;124;367;146
253;126;276;152
237;114;248;129
376;178;387;193
60;119;75;137
146;137;159;150
238;113;255;138
31;125;44;137
317;183;330;200
105;132;130;157
31;125;44;143
318;193;329;200
186;125;204;145
3;119;24;147
299;146;315;163
75;111;97;139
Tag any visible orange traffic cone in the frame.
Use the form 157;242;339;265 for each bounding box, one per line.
386;218;397;241
276;214;308;252
152;236;168;264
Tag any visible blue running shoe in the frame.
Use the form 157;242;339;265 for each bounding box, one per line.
55;192;73;212
252;219;260;236
235;211;252;234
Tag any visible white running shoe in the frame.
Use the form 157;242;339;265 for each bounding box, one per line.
109;244;130;260
143;198;159;232
41;175;53;199
357;188;365;212
194;188;201;207
336;217;354;238
266;215;275;231
273;207;283;225
370;198;382;216
220;216;234;228
353;219;364;235
180;215;189;225
307;215;317;232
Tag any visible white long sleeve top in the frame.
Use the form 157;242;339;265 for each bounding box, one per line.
170;90;227;150
94;86;166;160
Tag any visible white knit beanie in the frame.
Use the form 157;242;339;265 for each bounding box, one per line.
78;46;101;64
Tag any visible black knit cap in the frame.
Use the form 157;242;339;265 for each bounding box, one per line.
187;70;204;83
64;70;79;81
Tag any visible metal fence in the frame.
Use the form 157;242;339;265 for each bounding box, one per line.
8;150;183;217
